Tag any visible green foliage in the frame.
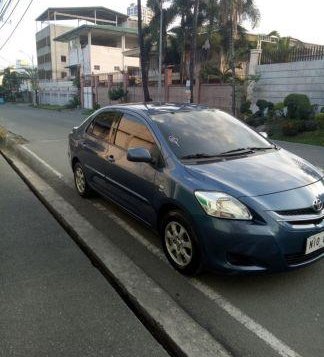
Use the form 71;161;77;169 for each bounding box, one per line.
250;99;275;119
93;102;101;110
65;96;80;109
256;99;269;113
108;85;128;102
303;120;318;132
315;113;324;129
1;67;23;101
274;102;285;117
245;116;265;127
281;121;299;136
283;94;313;120
240;100;252;116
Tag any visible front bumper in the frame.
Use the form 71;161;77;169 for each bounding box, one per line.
193;212;324;274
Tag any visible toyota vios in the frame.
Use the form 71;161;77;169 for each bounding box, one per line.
68;104;324;275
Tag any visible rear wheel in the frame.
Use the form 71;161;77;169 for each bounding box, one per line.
73;162;92;197
161;210;203;276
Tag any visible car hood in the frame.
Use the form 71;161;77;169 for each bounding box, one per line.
184;149;323;197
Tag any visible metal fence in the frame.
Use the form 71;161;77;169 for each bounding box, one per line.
261;45;324;64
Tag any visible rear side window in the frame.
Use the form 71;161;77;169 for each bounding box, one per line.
87;111;121;140
114;114;156;152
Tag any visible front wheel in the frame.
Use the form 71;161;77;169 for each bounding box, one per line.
73;162;92;197
161;210;203;276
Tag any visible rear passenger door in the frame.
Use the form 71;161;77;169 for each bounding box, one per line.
105;112;161;225
79;110;121;192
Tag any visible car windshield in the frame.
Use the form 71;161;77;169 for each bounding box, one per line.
151;109;273;159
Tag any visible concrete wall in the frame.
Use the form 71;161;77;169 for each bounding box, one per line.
254;59;324;107
199;84;233;112
38;81;77;106
96;84;233;113
90;45;139;74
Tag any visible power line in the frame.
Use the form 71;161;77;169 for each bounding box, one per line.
0;0;21;30
0;0;13;19
0;0;34;52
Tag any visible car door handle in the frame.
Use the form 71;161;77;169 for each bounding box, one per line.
108;155;115;163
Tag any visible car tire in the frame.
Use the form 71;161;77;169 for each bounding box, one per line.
161;210;203;276
73;162;92;197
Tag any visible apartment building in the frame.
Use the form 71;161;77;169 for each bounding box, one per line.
36;7;139;80
127;2;153;25
36;24;71;80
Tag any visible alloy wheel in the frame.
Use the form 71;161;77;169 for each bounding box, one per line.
165;221;193;267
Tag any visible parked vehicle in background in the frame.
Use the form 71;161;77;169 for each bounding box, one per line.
68;103;324;275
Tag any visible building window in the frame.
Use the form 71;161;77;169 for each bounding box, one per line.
114;66;120;71
61;55;67;63
61;72;67;79
94;65;100;70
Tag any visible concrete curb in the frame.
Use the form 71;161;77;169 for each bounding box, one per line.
0;146;231;357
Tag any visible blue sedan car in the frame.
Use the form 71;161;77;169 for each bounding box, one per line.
68;103;324;275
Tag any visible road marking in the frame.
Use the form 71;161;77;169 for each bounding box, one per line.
21;145;63;179
92;200;302;357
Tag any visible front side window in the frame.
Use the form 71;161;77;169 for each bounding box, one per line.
151;109;272;159
113;114;156;153
87;111;122;141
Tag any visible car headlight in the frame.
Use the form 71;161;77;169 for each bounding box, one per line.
195;191;252;220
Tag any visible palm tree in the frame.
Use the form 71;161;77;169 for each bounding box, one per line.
189;0;200;102
21;67;39;105
137;0;151;102
218;0;260;114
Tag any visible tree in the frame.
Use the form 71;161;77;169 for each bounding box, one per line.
21;67;39;105
218;0;260;114
189;0;199;102
2;67;22;101
137;0;152;102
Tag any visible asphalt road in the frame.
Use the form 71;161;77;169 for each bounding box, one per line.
1;104;323;357
0;153;168;357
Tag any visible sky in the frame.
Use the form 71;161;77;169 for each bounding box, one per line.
0;0;324;69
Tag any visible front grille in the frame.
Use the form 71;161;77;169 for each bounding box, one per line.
289;218;324;226
276;207;320;216
285;247;324;265
274;206;324;226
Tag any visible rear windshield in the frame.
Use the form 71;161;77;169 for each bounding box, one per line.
151;109;271;159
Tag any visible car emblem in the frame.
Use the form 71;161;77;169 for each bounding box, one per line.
313;198;323;212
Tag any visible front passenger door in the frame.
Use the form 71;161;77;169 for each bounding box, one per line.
105;112;161;225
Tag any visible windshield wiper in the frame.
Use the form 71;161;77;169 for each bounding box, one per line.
247;146;275;151
219;146;275;156
181;153;220;160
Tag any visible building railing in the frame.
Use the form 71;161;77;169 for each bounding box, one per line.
261;45;324;64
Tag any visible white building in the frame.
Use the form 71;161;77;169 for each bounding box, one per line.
36;7;139;80
55;24;139;77
35;24;72;80
127;2;153;25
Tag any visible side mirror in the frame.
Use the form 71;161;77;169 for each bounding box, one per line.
259;131;268;138
127;147;153;163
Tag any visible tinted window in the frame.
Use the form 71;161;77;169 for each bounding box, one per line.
87;111;121;140
114;114;156;152
151;109;272;158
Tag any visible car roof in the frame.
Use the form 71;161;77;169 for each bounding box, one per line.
100;102;209;117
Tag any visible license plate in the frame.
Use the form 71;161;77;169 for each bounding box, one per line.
305;232;324;254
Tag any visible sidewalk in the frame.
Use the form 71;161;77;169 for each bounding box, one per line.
0;155;168;357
